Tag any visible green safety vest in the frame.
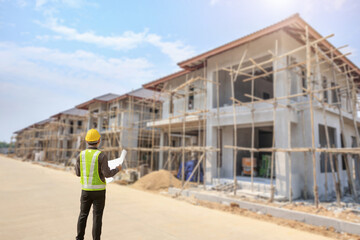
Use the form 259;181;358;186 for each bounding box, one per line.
80;149;106;191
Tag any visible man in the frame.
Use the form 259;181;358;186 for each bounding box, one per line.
75;129;122;240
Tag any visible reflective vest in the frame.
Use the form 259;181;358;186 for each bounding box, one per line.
80;149;106;191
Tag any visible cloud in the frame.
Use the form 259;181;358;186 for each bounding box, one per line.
34;0;96;16
146;33;195;63
0;42;157;141
333;0;347;10
0;42;155;90
17;0;28;7
35;0;47;8
37;18;195;63
35;0;87;9
38;18;147;51
300;0;348;18
210;0;221;6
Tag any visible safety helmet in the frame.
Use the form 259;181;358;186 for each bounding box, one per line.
85;129;101;143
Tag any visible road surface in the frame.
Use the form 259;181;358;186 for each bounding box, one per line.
0;155;333;240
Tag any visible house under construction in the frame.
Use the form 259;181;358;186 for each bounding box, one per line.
75;89;162;169
13;107;88;163
142;13;360;205
12;14;360;205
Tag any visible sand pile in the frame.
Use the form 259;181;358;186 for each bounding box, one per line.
132;169;181;191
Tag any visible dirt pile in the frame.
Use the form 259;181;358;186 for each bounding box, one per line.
132;170;181;191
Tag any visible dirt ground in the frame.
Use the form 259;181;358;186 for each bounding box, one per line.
125;169;360;224
0;155;339;240
282;203;360;223
127;170;360;240
130;186;360;240
220;193;360;223
175;196;360;240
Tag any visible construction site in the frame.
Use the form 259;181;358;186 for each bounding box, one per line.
6;14;360;238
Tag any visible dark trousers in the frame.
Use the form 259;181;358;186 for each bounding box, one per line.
76;190;106;240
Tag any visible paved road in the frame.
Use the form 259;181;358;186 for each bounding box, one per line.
0;155;333;240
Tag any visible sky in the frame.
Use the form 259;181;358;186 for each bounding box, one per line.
0;0;359;142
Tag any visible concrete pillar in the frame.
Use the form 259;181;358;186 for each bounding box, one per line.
222;126;234;179
119;112;124;147
274;48;292;198
159;131;164;169
61;139;67;160
205;125;217;185
87;114;92;130
98;110;103;133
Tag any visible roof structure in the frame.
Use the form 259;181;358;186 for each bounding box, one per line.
51;107;88;119
14;118;52;134
143;70;189;91
128;88;156;99
13;127;27;134
109;88;163;102
76;89;162;110
33;118;52;126
143;13;360;91
76;93;120;110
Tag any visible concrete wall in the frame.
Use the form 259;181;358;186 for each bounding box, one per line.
280;30;356;199
86;97;161;167
161;68;205;120
206;30;287;186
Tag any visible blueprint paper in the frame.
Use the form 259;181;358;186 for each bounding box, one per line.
106;150;127;183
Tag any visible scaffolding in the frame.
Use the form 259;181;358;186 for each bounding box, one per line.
143;22;360;207
149;68;220;189
13;112;87;164
11;17;360;208
13;92;163;171
220;26;360;207
87;93;163;169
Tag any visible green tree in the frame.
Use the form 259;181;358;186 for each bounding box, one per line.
0;142;10;148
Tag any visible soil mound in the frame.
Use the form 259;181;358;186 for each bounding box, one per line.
132;170;181;191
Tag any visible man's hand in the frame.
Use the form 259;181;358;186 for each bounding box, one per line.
117;165;122;171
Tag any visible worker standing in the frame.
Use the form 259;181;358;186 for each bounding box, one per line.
75;129;122;240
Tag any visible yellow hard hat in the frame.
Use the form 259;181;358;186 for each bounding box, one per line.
85;129;101;142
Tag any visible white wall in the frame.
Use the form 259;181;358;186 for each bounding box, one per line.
161;68;205;120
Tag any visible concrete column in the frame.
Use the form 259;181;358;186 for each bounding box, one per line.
119;112;124;147
87;114;92;130
205;124;217;185
274;112;290;198
159;130;164;169
274;48;292;198
98;109;103;133
64;119;70;134
222;126;234;179
61;139;67;160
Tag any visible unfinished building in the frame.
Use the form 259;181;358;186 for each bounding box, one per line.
143;13;360;204
13;88;162;170
11;14;360;206
13;107;88;163
14;118;52;161
46;108;88;163
75;89;162;169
